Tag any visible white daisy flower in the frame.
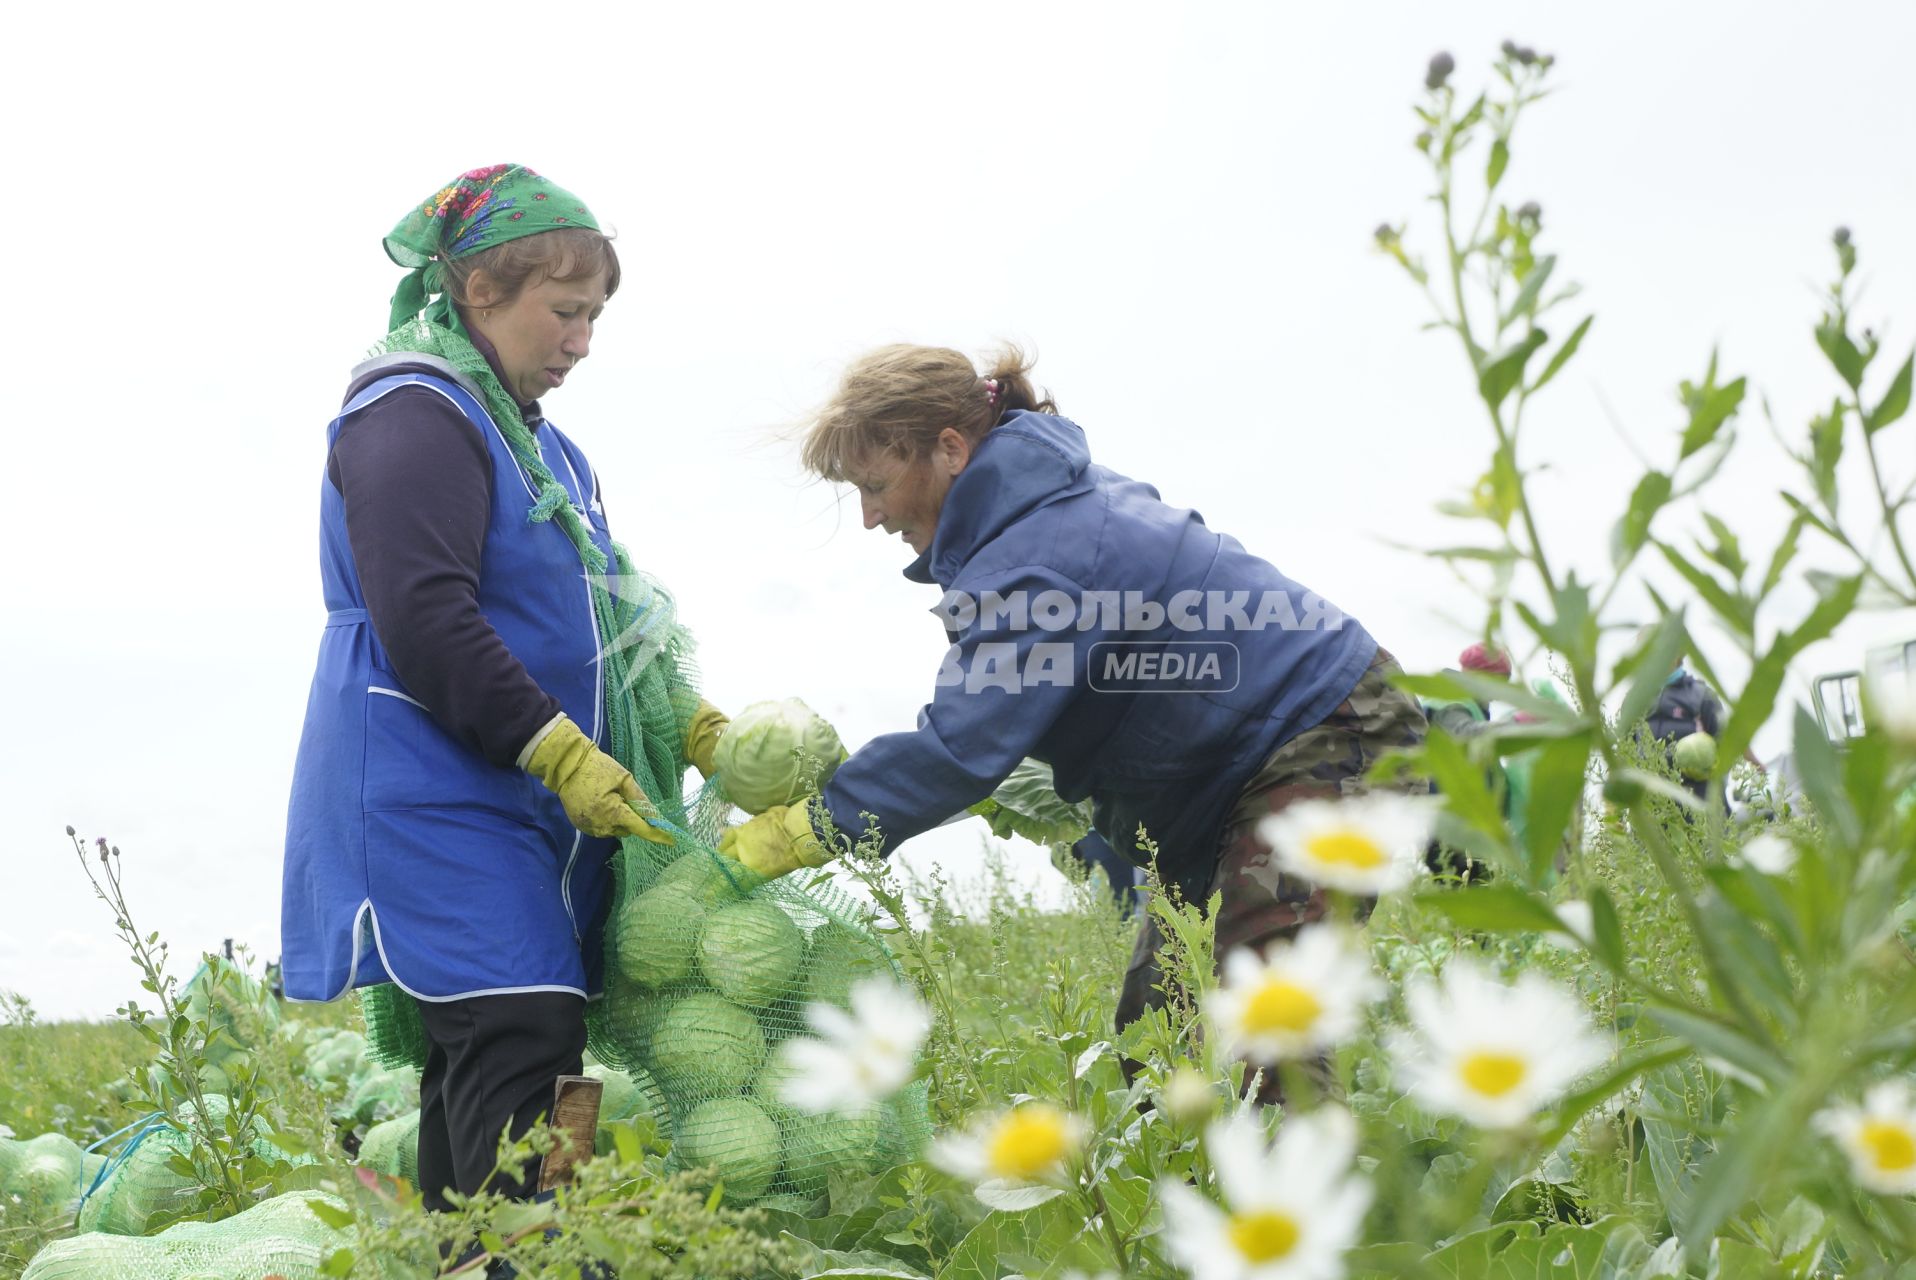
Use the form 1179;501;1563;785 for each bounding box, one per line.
1736;833;1798;877
1388;956;1607;1130
1815;1079;1916;1196
776;977;931;1114
1206;926;1384;1065
1160;1107;1372;1280
930;1102;1085;1186
1257;794;1436;896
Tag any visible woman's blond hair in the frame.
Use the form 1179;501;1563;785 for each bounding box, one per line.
800;343;1057;482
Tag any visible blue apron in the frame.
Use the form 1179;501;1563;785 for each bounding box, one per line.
280;360;618;1003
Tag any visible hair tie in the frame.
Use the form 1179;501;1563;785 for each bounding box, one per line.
983;377;1002;406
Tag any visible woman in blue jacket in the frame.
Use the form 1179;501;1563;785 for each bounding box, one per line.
281;165;727;1212
721;344;1425;1044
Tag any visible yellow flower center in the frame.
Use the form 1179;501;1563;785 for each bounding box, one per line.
1303;828;1387;870
986;1107;1074;1181
1459;1051;1529;1097
1241;979;1323;1036
1227;1209;1301;1262
1861;1120;1916;1172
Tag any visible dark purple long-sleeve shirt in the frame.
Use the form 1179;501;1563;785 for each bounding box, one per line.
326;342;572;768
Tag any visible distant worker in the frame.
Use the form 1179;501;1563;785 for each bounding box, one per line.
718;343;1429;1079
1644;652;1761;803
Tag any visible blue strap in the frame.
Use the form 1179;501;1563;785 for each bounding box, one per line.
327;608;369;626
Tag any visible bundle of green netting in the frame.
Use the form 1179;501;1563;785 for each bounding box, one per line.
21;1190;350;1280
76;1097;312;1237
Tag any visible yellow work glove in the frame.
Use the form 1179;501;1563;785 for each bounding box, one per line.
716;801;831;879
522;714;672;844
684;699;730;779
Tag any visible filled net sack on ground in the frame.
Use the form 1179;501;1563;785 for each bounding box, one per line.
77;1097;311;1237
23;1190;350;1280
355;1108;421;1184
0;1132;86;1224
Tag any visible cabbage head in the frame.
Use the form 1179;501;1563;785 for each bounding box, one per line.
713;699;845;814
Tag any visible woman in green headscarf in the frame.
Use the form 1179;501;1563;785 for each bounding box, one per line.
281;164;728;1212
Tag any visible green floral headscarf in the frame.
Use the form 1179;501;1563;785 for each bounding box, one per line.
384;163;601;333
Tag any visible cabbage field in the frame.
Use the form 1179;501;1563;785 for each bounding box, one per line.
7;43;1916;1280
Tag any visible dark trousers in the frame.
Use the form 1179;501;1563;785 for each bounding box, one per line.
415;991;587;1214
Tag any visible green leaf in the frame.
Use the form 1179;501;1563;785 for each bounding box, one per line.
1396;671;1579;722
1778;489;1835;538
1479;329;1550;410
1791;705;1857;846
1605;767;1704;812
1867;350;1912;433
1615;611;1689;736
1809;398;1846;512
1414;885;1565;935
1514;573;1600;671
1420;730;1514;849
1815;318;1868;390
1501;254;1556;329
1610;470;1672;568
1698;513;1747;580
1682;1083;1807;1258
1539;1042;1688;1145
1587;888;1626;973
1486;137;1509;188
304;1199;357;1230
1759;512;1805;599
1653;541;1751;636
1520;732;1593;884
1642;1001;1784;1084
1679;374;1746;462
1530;314;1593;396
970;1180;1065;1212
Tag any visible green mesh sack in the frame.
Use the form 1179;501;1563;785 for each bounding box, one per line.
590;835;930;1205
0;1132;85;1222
77;1100;311;1237
356;1109;421;1184
24;1190;351;1280
180;962;280;1069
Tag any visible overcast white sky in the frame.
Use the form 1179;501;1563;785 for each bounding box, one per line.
3;1;1912;1020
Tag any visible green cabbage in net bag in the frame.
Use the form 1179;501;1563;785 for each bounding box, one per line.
675;1098;781;1200
649;993;767;1097
589;1063;668;1126
800;922;892;1013
25;1189;351;1280
615;883;706;987
698;899;803;1008
781;1103;885;1197
712;699;844;814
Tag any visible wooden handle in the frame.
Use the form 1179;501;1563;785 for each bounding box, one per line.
538;1074;603;1192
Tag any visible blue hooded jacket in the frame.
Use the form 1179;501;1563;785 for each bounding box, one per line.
816;410;1377;897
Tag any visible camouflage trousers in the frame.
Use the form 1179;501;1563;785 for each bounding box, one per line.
1114;648;1430;1048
